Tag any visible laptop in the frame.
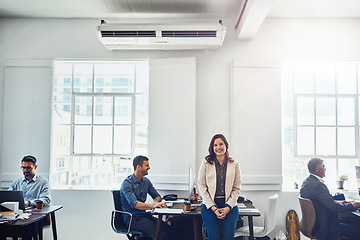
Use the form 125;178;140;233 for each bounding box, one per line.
0;190;25;210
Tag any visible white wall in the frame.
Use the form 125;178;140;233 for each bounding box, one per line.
1;17;360;239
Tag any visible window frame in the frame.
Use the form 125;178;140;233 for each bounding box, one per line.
282;61;360;191
50;60;149;190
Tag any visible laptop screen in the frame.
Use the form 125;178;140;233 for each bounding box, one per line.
0;190;25;210
356;166;360;196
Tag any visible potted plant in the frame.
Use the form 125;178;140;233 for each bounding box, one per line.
337;175;348;189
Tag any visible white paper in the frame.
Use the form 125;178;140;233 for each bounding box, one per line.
1;202;19;212
239;208;260;213
151;208;184;214
237;203;246;209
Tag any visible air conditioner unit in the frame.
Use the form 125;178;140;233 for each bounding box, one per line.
96;21;226;50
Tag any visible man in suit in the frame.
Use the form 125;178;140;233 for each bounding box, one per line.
300;158;360;240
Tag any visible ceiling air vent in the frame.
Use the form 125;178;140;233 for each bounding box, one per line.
161;31;217;38
97;21;226;50
101;30;156;38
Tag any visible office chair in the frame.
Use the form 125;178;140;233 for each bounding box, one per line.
234;194;278;239
111;190;150;240
298;197;316;239
299;197;351;240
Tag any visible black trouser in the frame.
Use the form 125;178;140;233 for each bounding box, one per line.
129;214;178;240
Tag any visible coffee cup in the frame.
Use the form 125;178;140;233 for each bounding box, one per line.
184;202;191;212
35;200;43;210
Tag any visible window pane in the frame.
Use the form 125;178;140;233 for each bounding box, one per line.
136;63;149;93
315;64;335;94
358;66;360;94
136;94;149;125
53;94;71;124
52;125;71;155
91;157;113;187
338;127;355;155
114;157;133;180
338;159;359;190
114;126;132;154
54;63;72;94
93;97;113;124
95;64;135;93
316;127;336;155
323;159;336;189
281;63;294;95
114;97;132;124
336;65;356;94
297;97;314;125
282;126;293;157
74;96;92;124
93;126;112;154
95;76;135;93
282;157;309;189
135;126;148;155
294;64;314;94
74;126;91;153
297;127;314;155
337;98;355;126
282;95;293;125
73;64;93;93
70;157;92;186
316;98;335;125
51;156;70;186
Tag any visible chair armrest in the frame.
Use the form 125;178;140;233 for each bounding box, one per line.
111;210;133;234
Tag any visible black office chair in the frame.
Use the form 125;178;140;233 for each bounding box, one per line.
111;190;150;240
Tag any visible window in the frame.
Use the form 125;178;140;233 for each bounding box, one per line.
282;62;360;190
50;61;149;189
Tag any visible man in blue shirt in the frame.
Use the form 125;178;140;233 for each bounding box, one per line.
120;155;177;240
9;155;51;206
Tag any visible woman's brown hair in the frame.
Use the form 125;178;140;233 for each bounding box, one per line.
205;134;233;164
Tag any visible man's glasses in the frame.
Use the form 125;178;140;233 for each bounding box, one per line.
20;166;34;170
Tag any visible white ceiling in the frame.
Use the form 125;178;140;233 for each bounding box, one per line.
1;0;360;19
1;0;360;40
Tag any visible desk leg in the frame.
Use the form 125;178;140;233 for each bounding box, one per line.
50;212;58;240
39;224;44;240
192;215;198;240
155;214;163;240
248;216;254;240
32;221;38;240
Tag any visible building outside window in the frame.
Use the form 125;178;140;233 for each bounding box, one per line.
282;61;360;191
50;61;149;189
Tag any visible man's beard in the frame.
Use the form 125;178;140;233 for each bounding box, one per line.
24;172;33;178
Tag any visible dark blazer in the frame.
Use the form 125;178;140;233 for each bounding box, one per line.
300;175;355;240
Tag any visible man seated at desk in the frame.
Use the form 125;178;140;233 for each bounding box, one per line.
300;157;360;240
9;155;51;207
120;155;178;240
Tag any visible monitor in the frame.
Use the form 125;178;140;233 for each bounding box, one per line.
356;166;360;196
0;190;25;210
188;164;195;201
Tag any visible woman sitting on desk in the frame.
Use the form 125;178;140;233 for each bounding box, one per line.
198;134;241;240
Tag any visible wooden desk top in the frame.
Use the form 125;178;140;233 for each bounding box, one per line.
0;214;46;227
26;205;63;215
171;201;261;216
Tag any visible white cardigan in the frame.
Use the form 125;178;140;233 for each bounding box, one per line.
197;158;241;209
